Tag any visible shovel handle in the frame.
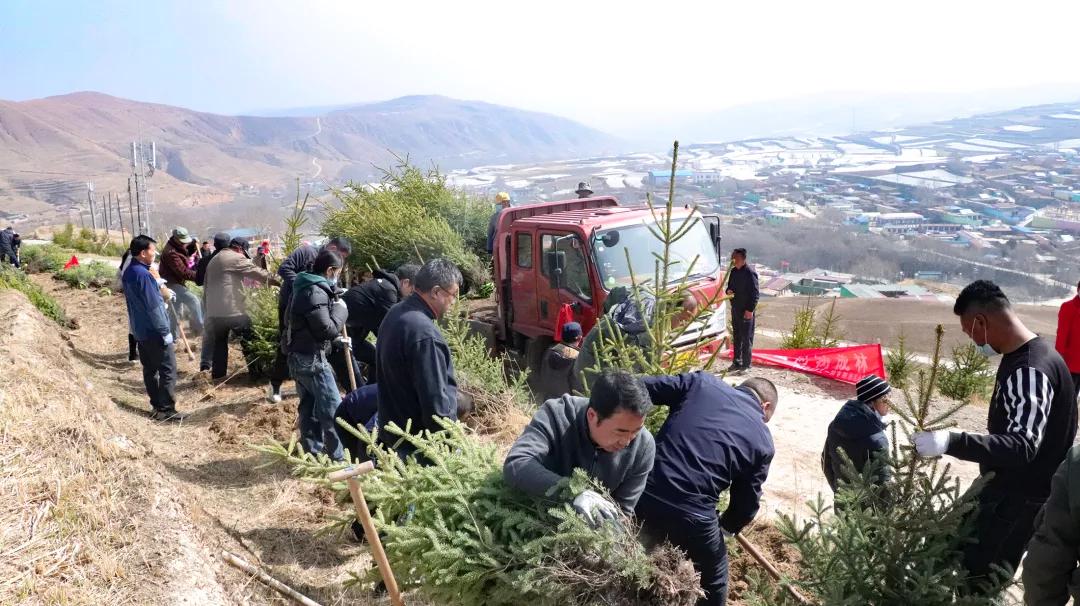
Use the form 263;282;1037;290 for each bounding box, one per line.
327;461;375;482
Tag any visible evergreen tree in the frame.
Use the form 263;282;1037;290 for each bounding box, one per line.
763;325;1012;605
258;419;702;606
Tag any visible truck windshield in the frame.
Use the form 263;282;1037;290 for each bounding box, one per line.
592;218;720;290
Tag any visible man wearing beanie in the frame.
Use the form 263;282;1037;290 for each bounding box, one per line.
821;374;892;508
539;321;583;400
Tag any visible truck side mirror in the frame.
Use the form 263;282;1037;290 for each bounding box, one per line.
703;215;722;258
544;250;566;290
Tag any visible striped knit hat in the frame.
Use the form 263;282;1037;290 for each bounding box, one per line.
856;374;891;403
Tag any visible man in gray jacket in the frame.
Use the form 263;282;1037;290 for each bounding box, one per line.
503;369;656;525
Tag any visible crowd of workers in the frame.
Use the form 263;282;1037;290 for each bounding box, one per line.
98;197;1080;606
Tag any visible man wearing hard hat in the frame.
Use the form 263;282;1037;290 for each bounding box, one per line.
486;191;512;254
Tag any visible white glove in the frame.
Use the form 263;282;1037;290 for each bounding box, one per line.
165;288;176;302
721;527;734;540
334;336;352;349
163;333;174;346
155;277;167;287
572;490;620;527
913;430;951;457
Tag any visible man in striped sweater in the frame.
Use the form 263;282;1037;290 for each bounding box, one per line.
913;280;1077;595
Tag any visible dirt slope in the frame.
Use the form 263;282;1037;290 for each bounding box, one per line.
1;274;385;605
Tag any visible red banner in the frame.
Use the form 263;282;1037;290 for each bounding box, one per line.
62;255;79;270
729;344;885;385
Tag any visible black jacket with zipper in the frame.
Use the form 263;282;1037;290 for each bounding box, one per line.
822;399;890;494
343;269;402;338
285;273;348;356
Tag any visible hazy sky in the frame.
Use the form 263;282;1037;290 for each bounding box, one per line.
3;0;1080;137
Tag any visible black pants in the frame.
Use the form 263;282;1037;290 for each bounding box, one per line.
961;489;1044;595
210;315;251;379
1071;373;1080;404
731;311;755;369
137;337;177;412
128;333;139;361
355;335;377;377
637;495;729;606
336;384;379;463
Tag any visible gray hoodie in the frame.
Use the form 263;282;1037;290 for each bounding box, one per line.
503;394;655;513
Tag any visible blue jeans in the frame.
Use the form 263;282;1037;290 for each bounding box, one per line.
289;351;344;461
167;283;204;336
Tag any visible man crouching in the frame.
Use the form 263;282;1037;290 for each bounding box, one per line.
503;369;655;526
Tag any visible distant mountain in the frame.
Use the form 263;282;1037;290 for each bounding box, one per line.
626;84;1080;146
0;92;621;222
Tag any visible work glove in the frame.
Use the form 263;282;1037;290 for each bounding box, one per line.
572;490;620;528
721;526;735;540
913;430;951;457
334;336;352;350
333;298;348;312
163;333;174;346
165;288;176;302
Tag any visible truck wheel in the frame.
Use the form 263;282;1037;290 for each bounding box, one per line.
524;336;553;375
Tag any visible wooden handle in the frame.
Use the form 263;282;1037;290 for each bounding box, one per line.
341;324;358;392
735;534;812;605
222;550;324;606
346;476;405;606
327;461;375;482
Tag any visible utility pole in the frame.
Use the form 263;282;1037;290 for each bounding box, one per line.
127;177;138;236
116;191;126;243
87;181;97;231
102;192;110;241
130;140;157;238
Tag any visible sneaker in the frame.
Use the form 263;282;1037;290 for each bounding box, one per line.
151;409;189;422
267;385;282;404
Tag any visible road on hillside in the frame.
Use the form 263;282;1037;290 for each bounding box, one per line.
924;249;1070;289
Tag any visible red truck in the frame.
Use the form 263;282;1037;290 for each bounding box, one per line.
486;195;728;369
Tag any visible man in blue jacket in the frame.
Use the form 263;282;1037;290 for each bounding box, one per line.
635;371;777;606
122;235;187;422
376;258;461;460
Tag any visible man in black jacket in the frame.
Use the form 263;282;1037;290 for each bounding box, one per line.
268;236;351;402
342;264;420;379
284;250;349;460
913;280;1078;595
0;226;17;267
376;258;461;460
725;248;759;374
822;374;892;507
635;372;777;606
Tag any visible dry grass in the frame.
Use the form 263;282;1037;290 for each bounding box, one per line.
0;290;168;605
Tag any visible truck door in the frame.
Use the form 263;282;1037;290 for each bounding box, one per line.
538;232;597;336
509;229;539;334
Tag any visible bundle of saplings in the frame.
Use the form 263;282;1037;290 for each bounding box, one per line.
260;419;701;606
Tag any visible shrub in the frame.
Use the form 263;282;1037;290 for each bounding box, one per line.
884;331;920;389
0;265;70;327
239;286;280;379
323;160;489;292
53;223;126;257
20;244;70;274
779;297;843;350
937;343;994;403
56;261;116;290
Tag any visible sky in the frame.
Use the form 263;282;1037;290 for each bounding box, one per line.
3;0;1080;139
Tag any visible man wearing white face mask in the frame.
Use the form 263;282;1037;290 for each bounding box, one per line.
913;280;1078;596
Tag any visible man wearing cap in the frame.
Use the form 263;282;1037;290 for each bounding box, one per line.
204;237;280;379
538;321;583;400
822;374;893;509
576;181;594;198
159;227;204;338
486;192;511;255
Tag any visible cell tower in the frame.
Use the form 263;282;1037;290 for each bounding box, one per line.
131;140;156;236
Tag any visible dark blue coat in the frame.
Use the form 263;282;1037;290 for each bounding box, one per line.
638;372;774;533
375;294;458;456
122;260;171;343
821;399;889;493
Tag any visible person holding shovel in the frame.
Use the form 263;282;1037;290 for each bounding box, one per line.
283;250;349;461
635;371;778;606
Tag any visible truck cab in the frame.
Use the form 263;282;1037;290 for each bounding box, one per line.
490;196;727;366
